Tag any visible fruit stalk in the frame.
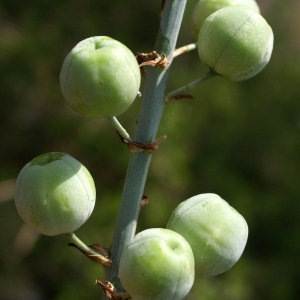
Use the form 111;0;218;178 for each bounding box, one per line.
65;232;101;256
107;116;132;141
166;69;217;101
103;0;187;295
173;42;197;58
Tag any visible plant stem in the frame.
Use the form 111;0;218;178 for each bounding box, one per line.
173;42;197;58
65;232;99;255
166;69;217;101
107;116;132;141
103;0;187;296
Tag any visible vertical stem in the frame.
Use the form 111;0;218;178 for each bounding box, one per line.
103;0;187;295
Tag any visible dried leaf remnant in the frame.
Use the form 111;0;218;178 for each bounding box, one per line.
165;94;195;104
115;129;167;153
68;243;111;267
136;51;169;76
96;280;131;300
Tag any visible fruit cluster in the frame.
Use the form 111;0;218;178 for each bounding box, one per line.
14;0;273;299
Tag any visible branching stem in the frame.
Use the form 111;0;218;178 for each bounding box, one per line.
166;69;218;101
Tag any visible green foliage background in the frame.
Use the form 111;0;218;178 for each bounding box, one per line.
1;0;300;299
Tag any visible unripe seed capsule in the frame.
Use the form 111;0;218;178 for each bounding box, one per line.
191;0;260;39
119;228;195;300
60;36;141;118
167;193;248;276
14;152;96;236
197;6;273;81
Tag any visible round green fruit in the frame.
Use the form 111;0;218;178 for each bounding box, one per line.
192;0;260;39
14;152;96;236
60;36;141;118
167;194;248;276
197;5;273;81
119;228;195;300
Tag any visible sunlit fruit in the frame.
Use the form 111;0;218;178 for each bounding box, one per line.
197;5;273;81
119;228;195;300
14;152;96;236
167;193;248;276
60;36;141;118
192;0;260;39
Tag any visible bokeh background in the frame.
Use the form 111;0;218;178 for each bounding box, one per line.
1;0;300;299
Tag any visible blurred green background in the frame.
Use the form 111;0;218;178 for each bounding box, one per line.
1;0;300;299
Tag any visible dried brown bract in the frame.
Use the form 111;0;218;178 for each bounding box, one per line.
160;0;166;17
141;195;149;207
165;94;195;103
115;129;167;153
136;51;169;68
95;280;131;300
68;243;111;267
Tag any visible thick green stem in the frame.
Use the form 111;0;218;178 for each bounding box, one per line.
103;0;187;296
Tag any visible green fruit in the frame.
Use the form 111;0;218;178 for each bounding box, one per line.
167;194;248;276
198;5;273;81
60;36;141;118
14;152;96;236
192;0;260;39
119;228;195;300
